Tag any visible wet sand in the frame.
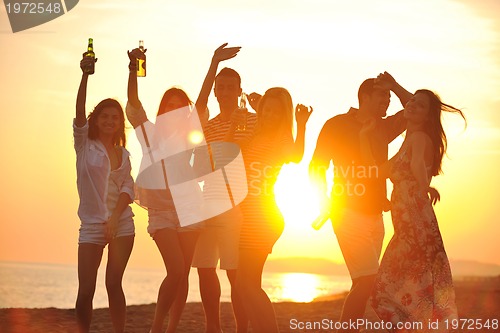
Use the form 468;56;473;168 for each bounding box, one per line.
1;281;498;332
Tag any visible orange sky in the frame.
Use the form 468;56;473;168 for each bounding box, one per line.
0;0;499;270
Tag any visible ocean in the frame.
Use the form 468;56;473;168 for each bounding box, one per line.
0;261;351;309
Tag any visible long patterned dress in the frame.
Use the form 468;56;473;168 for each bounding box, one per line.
371;150;458;332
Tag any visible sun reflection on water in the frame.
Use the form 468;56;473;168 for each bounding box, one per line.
278;273;321;303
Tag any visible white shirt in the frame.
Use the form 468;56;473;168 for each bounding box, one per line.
73;120;134;224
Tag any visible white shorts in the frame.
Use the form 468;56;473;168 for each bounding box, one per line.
191;207;242;270
78;217;135;247
147;209;204;238
332;208;384;279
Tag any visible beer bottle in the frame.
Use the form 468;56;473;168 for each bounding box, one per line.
84;38;95;75
235;93;247;132
311;211;330;230
137;40;146;77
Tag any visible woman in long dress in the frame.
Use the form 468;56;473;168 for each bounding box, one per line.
360;89;465;332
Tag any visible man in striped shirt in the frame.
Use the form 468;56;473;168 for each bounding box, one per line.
192;45;256;333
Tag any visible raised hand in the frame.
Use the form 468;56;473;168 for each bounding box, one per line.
80;52;97;73
248;92;262;112
295;104;313;126
377;71;413;107
374;71;397;90
128;47;147;61
128;47;146;69
212;43;241;63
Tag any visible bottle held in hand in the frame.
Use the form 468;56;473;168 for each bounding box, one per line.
235;93;247;132
311;210;330;230
84;38;95;74
137;40;146;77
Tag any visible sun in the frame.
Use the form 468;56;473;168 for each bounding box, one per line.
271;162;346;262
273;163;321;231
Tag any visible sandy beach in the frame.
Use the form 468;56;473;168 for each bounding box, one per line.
1;280;498;333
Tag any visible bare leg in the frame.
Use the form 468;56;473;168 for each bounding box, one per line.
151;228;185;333
165;231;199;333
198;267;222;333
76;243;104;333
236;248;278;333
106;235;134;333
338;274;377;333
226;269;248;333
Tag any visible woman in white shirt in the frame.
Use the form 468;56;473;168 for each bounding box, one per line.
125;44;239;333
125;46;206;333
74;54;135;333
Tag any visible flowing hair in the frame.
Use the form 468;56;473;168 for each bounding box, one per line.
416;89;466;176
157;87;193;116
255;87;294;140
87;98;126;147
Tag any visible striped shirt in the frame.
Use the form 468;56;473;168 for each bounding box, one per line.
240;134;294;252
194;112;258;205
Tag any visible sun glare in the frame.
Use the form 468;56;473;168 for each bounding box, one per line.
279;273;321;303
188;129;204;145
273;164;320;230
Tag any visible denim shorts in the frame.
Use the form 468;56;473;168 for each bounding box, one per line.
147;209;204;238
78;217;135;246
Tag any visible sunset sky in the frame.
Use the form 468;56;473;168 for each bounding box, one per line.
0;0;499;271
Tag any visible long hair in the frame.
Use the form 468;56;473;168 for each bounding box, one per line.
157;87;193;116
87;98;126;147
255;87;294;140
417;89;466;176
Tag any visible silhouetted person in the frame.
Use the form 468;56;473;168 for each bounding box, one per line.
74;54;135;333
125;44;236;333
309;73;412;332
190;44;251;333
360;89;464;330
228;87;312;333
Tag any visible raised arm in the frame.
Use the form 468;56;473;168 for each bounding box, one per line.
376;71;413;107
126;48;149;128
288;104;313;163
248;92;262;112
195;43;241;118
75;54;95;127
127;48;143;110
